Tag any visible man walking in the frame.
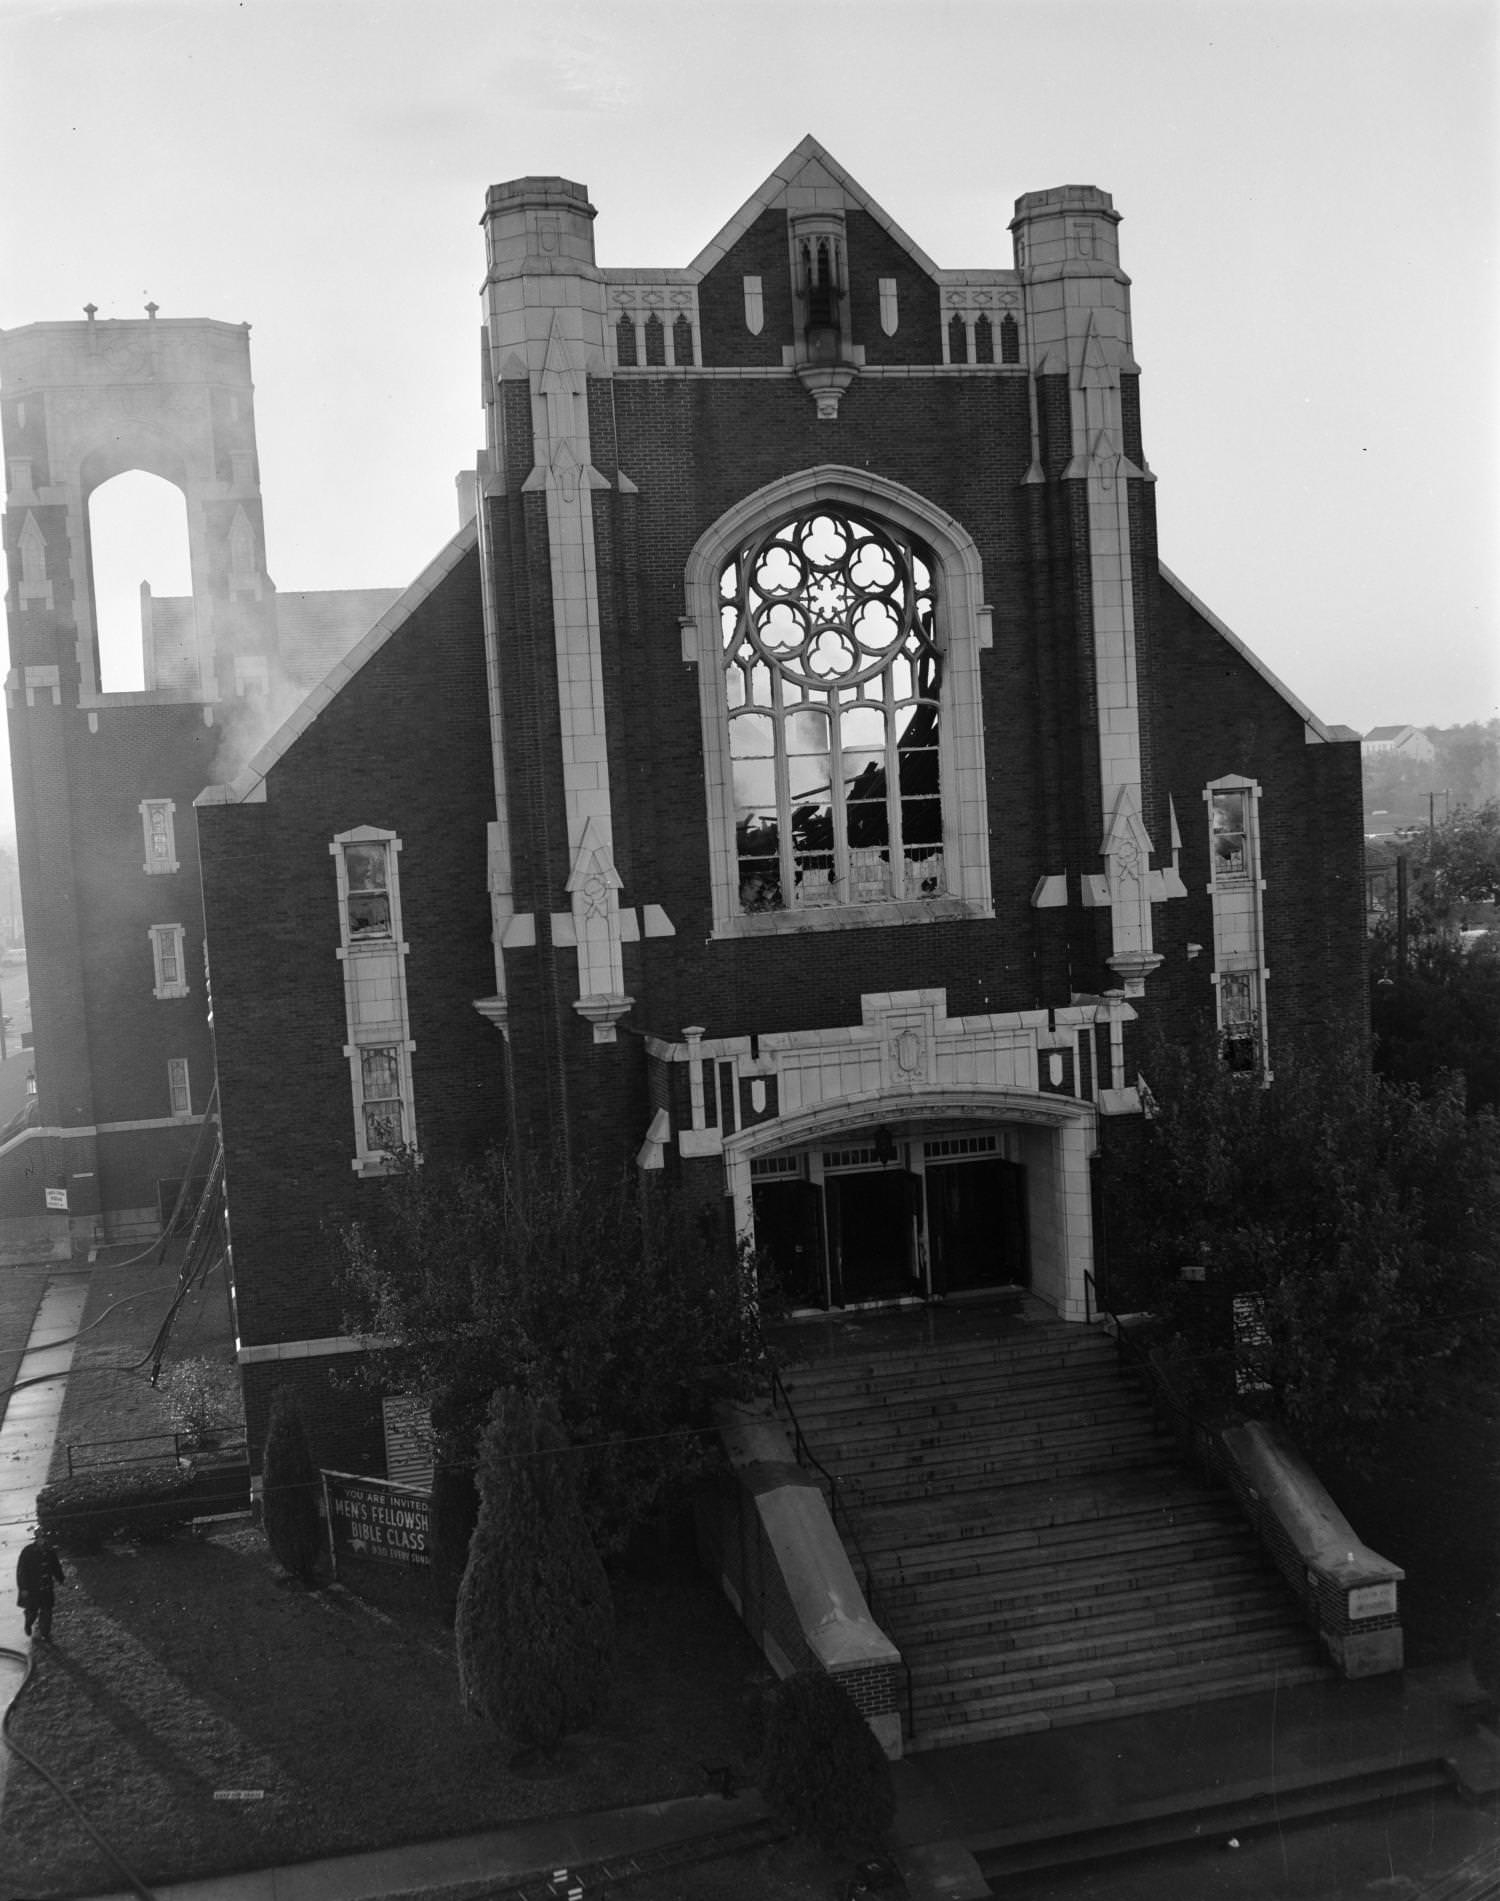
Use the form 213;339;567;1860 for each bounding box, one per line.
16;1525;64;1642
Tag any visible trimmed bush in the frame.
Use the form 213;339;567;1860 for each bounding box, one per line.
759;1669;896;1855
37;1464;198;1551
429;1461;479;1627
261;1389;322;1583
456;1388;614;1754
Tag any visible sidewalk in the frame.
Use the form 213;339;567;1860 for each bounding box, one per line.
82;1791;778;1901
0;1265;90;1810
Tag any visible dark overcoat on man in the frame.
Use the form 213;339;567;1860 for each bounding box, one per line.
16;1529;64;1640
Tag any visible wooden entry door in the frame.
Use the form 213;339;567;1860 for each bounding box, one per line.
751;1177;827;1309
827;1170;923;1305
926;1157;1029;1295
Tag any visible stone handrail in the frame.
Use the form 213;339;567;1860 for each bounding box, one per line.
703;1402;906;1756
1220;1419;1405;1677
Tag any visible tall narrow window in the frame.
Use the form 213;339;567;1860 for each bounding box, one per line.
723;509;944;914
332;825;416;1172
149;923;188;1000
140;798;179;874
166;1057;192;1117
1205;775;1269;1080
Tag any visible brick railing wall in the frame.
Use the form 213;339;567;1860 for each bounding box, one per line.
696;1404;906;1757
1218;1419;1404;1676
1122;1328;1405;1677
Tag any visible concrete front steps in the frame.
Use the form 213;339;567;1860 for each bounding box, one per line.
775;1305;1332;1750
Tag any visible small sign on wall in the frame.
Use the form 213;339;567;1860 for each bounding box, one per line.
381;1395;434;1491
1347;1581;1398;1621
44;1186;67;1210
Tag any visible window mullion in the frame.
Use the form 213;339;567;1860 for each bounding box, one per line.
829;691;851;902
772;673;796;905
886;674;906;899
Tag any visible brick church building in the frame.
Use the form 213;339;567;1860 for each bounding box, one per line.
191;141;1365;1467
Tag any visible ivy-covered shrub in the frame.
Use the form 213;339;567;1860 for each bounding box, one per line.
758;1669;895;1855
159;1356;244;1451
37;1464;198;1551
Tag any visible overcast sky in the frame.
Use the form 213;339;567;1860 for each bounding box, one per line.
1;0;1496;842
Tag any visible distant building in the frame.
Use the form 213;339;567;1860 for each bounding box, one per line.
1362;724;1435;764
0;316;398;1256
189;142;1368;1473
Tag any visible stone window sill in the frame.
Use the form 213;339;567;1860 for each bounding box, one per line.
713;896;988;939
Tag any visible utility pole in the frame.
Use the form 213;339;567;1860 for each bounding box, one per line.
1396;852;1408;975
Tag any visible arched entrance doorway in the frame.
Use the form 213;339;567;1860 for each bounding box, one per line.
728;1093;1097;1320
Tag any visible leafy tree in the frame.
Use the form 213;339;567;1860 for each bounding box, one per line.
337;1153;766;1553
758;1669;895;1855
455;1388;613;1757
1371;926;1500;1112
1106;1043;1500;1459
261;1389;322;1583
1405;799;1500;923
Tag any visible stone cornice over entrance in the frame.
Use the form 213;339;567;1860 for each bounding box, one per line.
644;987;1139;1164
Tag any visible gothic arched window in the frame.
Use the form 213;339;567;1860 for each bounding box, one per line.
722;509;946;914
688;468;993;938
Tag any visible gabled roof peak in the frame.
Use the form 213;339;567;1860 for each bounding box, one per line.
689;137;941;279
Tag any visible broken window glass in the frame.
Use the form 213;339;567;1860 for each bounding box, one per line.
721;507;942;912
344;842;391;939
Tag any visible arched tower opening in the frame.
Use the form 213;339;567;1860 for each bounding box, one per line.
86;469;193;693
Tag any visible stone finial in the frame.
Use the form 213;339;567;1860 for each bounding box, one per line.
83;303;97;322
145;302;159;320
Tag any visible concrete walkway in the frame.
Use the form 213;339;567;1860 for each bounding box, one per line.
0;1264;90;1818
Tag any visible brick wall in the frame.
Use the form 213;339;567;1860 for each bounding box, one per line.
201;548;499;1349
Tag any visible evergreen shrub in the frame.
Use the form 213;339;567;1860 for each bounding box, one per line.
261;1389;322;1583
758;1668;895;1855
455;1387;614;1754
429;1461;479;1627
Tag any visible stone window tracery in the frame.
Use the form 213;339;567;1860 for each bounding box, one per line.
722;508;945;913
688;468;993;938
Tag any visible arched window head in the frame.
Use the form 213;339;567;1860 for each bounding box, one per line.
722;508;946;915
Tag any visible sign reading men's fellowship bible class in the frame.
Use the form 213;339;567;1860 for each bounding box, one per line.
322;1470;431;1571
